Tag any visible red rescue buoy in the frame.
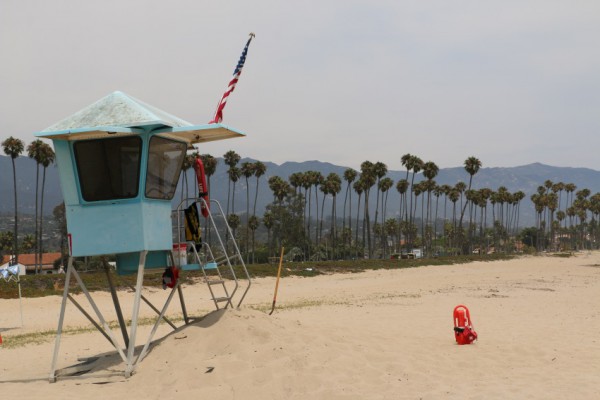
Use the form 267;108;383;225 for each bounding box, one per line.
162;266;180;290
453;305;478;345
193;158;210;218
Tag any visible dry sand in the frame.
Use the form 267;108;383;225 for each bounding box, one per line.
1;253;599;399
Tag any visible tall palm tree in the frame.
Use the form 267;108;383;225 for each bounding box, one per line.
228;166;241;215
408;156;423;250
252;161;267;216
372;162;388;244
223;150;241;215
241;161;255;261
263;211;274;257
353;180;364;258
179;154;193;203
302;171;315;254
269;175;289;205
27;139;44;273
199;154;218;194
459;157;482;236
39;143;55;265
289;172;304;195
2;136;24;264
396;179;409;249
422;161;439;251
400;154;413;234
318;173;341;257
311;171;324;245
565;183;577;229
342;168;357;252
318;179;330;248
198;153;217;244
433;185;443;246
359;161;376;257
378;177;394;257
327;173;342;258
248;215;259;264
448;189;460;252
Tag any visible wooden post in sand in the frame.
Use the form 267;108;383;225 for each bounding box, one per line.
269;247;285;315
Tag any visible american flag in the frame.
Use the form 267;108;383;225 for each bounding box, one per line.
210;33;255;124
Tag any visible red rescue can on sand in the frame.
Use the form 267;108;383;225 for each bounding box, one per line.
453;305;478;345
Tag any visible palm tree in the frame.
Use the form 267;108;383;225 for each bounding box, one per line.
565;183;577;229
422;161;439;252
311;171;324;245
353;180;364;258
378;177;394;257
400;153;414;220
459;157;482;239
359;161;376;257
448;189;460;253
372;162;388;244
318;173;341;257
318;179;330;248
289;172;304;195
198;153;217;244
21;234;36;253
268;176;289;205
199;154;218;194
342;168;357;253
302;171;315;254
241;161;255;261
248;215;259;264
180;153;193;203
39;143;55;265
396;179;409;249
223;150;241;214
228;166;241;214
408;156;423;250
2;136;24;264
27;139;44;273
227;213;241;241
328;173;342;258
263;211;274;257
253;161;267;216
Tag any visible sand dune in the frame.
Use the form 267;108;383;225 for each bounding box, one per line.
1;253;599;399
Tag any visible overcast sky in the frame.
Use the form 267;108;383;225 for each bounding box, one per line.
1;0;599;171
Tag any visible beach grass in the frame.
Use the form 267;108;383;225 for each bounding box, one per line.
0;254;515;300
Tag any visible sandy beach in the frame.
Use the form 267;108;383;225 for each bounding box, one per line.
1;253;599;399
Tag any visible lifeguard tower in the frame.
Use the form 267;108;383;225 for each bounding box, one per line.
36;91;251;380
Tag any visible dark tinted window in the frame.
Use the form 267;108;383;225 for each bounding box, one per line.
145;136;186;200
74;136;142;201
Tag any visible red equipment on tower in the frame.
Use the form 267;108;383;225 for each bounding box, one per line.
193;158;210;218
453;305;478;345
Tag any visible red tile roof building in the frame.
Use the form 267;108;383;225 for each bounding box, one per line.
1;253;63;272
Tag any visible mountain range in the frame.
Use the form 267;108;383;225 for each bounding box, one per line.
2;154;600;228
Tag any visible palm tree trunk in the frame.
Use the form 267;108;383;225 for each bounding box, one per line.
11;158;19;264
34;163;40;273
355;193;362;258
40;166;48;269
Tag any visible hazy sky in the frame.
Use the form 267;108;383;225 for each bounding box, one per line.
1;0;599;171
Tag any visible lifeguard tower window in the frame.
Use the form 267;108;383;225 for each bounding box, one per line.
145;136;186;200
74;136;142;202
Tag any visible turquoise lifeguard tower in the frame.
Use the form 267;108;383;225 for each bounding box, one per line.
37;91;250;380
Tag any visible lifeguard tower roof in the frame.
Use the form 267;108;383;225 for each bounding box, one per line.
38;90;244;144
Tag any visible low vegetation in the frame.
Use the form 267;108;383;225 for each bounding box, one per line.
0;253;514;300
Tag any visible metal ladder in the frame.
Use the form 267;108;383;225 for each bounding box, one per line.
175;198;251;310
